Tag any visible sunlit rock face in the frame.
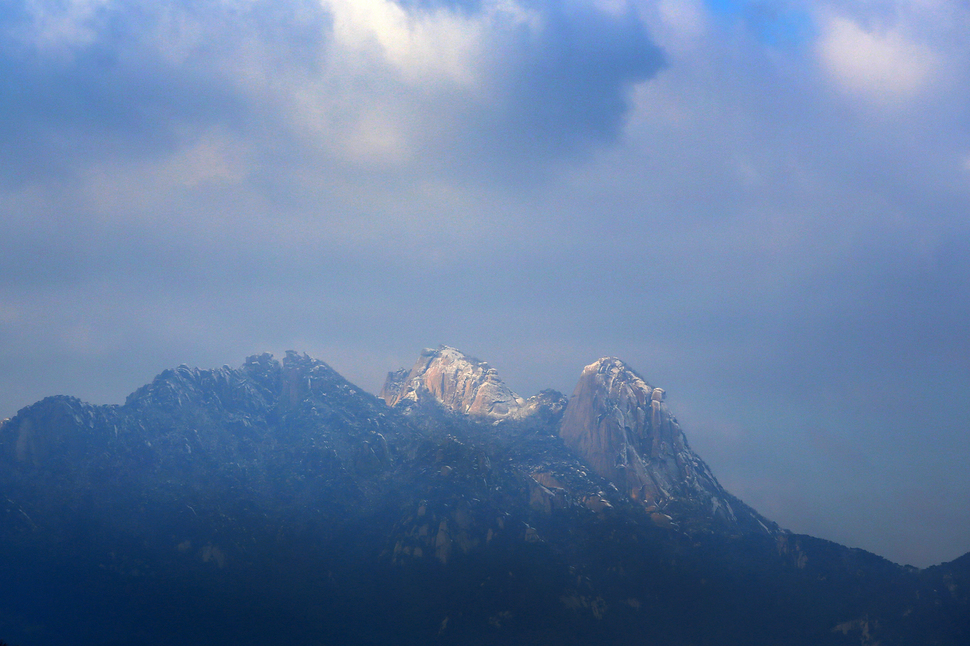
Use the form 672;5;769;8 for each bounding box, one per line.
381;346;526;419
559;358;741;525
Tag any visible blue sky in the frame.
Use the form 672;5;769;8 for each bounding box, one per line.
705;0;815;45
1;0;969;568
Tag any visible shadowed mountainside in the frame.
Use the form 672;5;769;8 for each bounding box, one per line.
0;347;967;645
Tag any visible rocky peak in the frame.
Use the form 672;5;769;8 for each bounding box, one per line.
559;357;750;528
381;346;526;419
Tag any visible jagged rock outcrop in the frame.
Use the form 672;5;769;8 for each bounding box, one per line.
559;357;764;530
381;346;526;419
384;348;770;532
381;347;573;427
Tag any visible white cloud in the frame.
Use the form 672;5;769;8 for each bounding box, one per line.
817;13;940;103
239;0;548;166
306;0;502;164
337;103;411;165
79;127;252;217
18;0;114;52
648;0;709;54
153;4;206;66
324;0;489;89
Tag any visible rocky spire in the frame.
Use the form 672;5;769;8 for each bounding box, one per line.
559;357;742;525
381;346;526;419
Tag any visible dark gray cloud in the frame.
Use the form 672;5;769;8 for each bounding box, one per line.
493;2;665;154
0;2;253;187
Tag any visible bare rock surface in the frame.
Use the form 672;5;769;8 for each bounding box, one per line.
559;357;764;530
381;346;526;419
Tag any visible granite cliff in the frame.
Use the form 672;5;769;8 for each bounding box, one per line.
558;357;769;532
381;346;527;419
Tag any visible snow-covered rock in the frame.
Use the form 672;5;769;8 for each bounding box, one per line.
381;346;526;419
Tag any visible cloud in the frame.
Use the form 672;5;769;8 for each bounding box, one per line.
818;13;938;101
0;0;667;286
325;0;491;87
1;0;664;192
651;0;709;53
0;1;259;189
811;1;970;109
291;0;666;169
494;1;665;154
8;0;114;53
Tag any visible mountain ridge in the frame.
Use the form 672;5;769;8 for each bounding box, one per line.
0;347;967;645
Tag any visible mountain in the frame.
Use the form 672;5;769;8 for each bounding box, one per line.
380;345;555;420
559;356;772;534
0;347;967;646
